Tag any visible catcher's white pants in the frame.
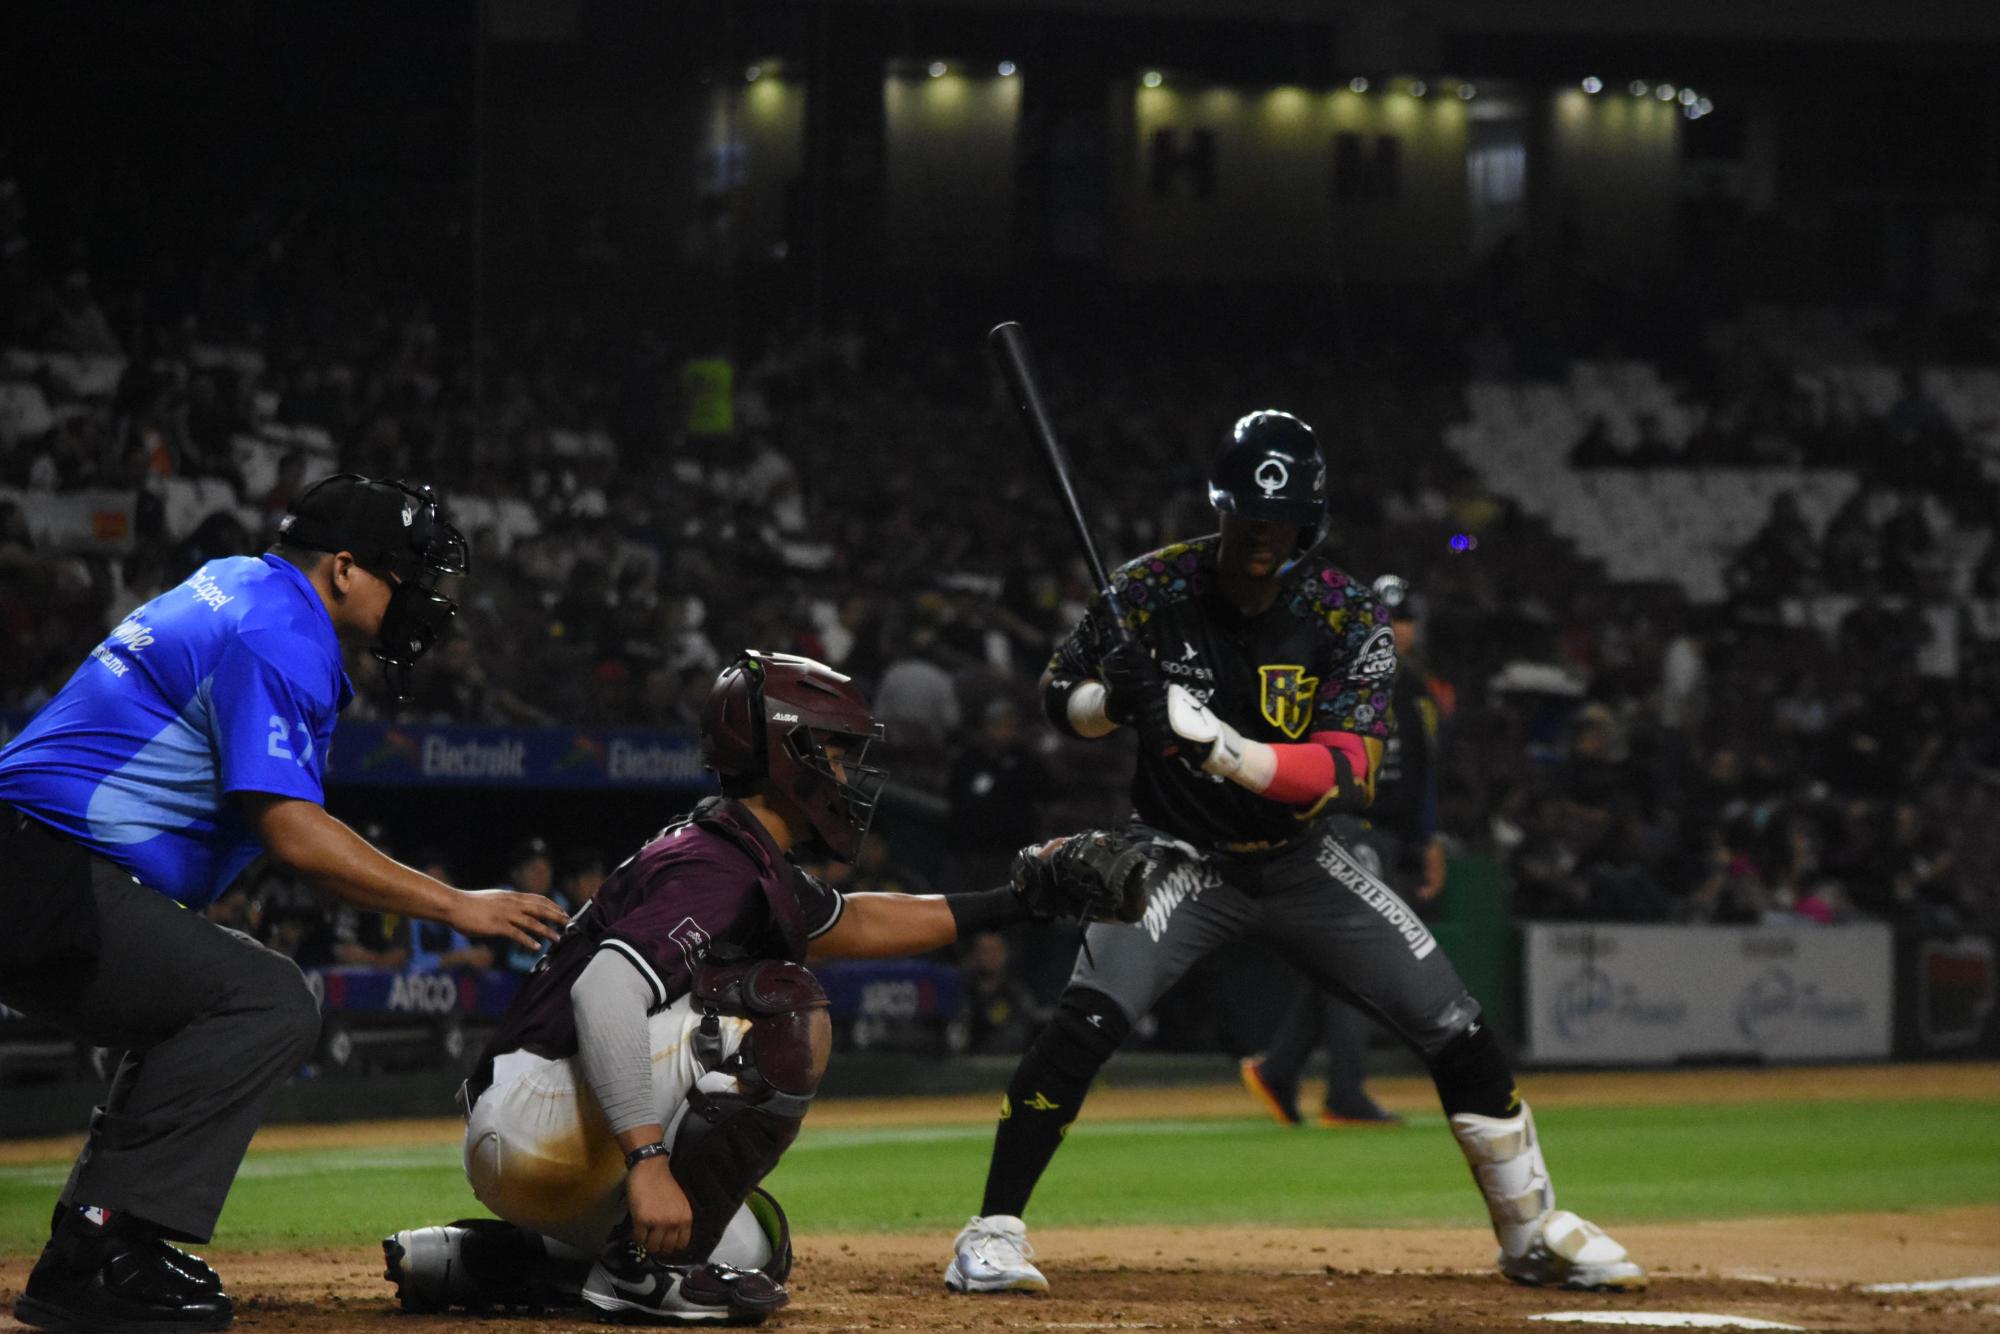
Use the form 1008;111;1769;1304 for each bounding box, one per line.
464;995;752;1253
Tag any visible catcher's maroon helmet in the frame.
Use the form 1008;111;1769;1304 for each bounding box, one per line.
701;650;887;862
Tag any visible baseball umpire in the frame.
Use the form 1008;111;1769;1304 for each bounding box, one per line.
1241;573;1446;1126
383;651;1162;1325
945;412;1645;1296
0;474;569;1332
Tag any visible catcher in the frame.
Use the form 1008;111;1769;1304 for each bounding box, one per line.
383;651;1160;1325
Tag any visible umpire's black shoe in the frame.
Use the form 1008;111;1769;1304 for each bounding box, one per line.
15;1207;234;1332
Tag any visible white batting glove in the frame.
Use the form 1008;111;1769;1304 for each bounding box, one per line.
1165;685;1276;790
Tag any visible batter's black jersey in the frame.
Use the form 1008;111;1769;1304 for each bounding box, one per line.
1369;666;1440;842
1048;535;1397;850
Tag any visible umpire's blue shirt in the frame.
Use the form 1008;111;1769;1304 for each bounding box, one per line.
0;554;352;909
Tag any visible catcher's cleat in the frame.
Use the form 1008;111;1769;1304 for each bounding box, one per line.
944;1215;1049;1294
583;1242;787;1325
382;1221;586;1313
1238;1056;1302;1127
1498;1210;1647;1293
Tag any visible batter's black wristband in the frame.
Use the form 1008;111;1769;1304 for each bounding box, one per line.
948;886;1029;937
1326;750;1366;812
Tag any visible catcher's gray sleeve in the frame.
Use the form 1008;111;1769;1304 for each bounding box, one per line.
572;948;658;1137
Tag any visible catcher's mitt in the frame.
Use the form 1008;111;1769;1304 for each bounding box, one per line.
1009;828;1191;925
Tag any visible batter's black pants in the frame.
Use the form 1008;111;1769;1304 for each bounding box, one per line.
0;808;322;1242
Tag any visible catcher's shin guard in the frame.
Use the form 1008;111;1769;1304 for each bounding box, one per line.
667;959;829;1264
711;1187;794;1282
381;1219;592;1312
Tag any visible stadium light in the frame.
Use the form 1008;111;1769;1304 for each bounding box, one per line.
998;61;1017;77
928;61;948;79
1656;83;1676;101
1458;82;1477;100
1679;87;1698;106
1142;70;1164;88
1409;79;1427;98
1349;76;1370;93
745;65;761;83
1582;76;1603;95
1628;80;1649;96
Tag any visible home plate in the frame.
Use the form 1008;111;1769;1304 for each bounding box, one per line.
1527;1315;1804;1331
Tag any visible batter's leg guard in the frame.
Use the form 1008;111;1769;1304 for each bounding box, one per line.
979;987;1130;1219
1449;1106;1646;1293
381;1219;592;1312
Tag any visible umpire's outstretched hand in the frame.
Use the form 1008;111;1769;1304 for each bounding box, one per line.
449;888;571;949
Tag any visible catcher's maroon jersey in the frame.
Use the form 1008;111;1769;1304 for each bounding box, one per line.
478;796;844;1065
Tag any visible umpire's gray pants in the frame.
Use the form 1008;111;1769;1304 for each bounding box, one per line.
0;812;322;1241
1072;819;1479;1056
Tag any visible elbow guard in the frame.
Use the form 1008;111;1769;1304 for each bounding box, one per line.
1042;674;1086;737
1042;674;1114;739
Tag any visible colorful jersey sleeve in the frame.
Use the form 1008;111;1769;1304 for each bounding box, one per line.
1300;570;1397;740
1046;542;1209;679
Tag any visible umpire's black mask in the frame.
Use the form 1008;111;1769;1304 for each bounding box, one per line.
278;473;470;701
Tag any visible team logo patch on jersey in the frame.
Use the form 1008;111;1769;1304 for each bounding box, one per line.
1354;626;1396;680
1258;664;1319;739
666;916;712;970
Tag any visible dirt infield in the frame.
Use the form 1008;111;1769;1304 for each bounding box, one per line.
2;1064;1996;1331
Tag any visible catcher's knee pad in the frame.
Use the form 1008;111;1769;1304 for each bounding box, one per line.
383;1219;590;1312
668;959;828;1263
1039;986;1130;1079
1427;1012;1518;1120
689;957;832;1101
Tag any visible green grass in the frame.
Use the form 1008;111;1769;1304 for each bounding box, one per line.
2;1099;1995;1255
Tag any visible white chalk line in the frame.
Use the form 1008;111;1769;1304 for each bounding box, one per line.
1859;1274;2000;1293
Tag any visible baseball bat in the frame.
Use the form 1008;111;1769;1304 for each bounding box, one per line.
987;321;1135;640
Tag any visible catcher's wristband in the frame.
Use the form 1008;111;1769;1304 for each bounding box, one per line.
946;886;1031;937
624;1142;671;1171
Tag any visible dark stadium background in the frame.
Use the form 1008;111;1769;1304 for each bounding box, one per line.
2;0;1996;1120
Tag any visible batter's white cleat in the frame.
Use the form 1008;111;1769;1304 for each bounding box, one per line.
1499;1209;1648;1293
944;1215;1049;1294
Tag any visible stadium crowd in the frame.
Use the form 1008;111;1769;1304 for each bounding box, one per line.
3;149;1997;1005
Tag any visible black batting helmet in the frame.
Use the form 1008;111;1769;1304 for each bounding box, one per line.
701;651;887;862
1207;410;1328;550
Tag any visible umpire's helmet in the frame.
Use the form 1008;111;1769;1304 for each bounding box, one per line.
1207;410;1328;550
701;651;887;862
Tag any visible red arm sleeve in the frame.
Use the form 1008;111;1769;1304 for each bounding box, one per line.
1262;732;1372;807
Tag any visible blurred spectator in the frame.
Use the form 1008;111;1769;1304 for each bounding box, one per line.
559;847;607;905
957;932;1048;1055
409;849;496;972
498;837;563;972
874;626;962;755
944;699;1047;891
